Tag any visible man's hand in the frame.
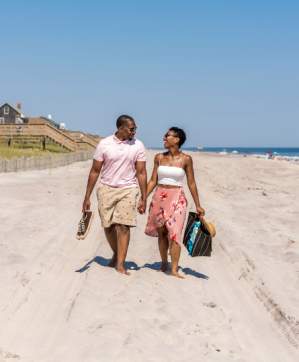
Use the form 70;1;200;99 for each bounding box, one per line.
82;198;91;213
137;198;146;214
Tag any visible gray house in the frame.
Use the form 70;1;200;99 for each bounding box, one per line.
0;103;24;124
0;103;60;128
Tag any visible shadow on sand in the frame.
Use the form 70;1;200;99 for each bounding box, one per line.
76;257;208;280
142;262;209;279
180;267;209;280
75;256;140;273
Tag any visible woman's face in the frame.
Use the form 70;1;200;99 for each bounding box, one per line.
163;130;179;149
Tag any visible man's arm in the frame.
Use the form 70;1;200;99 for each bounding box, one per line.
82;159;103;212
135;160;147;214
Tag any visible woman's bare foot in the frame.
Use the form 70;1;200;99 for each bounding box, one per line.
170;270;185;279
108;254;117;267
116;266;130;276
160;261;168;272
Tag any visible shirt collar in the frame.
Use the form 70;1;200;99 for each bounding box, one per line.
113;134;135;144
113;134;125;144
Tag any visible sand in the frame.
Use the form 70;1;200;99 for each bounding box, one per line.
0;151;298;362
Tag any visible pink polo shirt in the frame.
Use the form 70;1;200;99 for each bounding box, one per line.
93;134;146;188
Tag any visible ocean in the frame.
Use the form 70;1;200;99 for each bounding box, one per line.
183;147;299;158
150;147;299;160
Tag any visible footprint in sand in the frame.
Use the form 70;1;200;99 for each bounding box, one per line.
203;301;217;308
0;349;20;360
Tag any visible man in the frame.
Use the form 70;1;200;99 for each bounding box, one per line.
82;115;147;275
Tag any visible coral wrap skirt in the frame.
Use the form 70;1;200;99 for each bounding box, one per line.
145;186;188;245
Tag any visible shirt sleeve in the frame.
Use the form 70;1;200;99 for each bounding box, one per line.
93;142;104;161
136;141;146;162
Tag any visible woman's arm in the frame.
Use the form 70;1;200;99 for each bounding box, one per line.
146;153;160;197
185;155;205;217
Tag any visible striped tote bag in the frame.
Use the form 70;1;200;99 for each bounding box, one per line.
183;212;213;257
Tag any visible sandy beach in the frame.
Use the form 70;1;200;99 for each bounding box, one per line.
0;150;298;362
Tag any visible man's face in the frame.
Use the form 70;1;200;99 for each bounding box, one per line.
121;120;137;140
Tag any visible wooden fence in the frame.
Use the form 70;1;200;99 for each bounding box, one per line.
0;150;93;173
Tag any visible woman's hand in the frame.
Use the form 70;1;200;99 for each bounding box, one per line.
196;206;205;220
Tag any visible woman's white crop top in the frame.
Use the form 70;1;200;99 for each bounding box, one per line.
157;165;185;186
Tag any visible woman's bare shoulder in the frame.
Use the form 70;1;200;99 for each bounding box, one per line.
154;152;168;159
154;152;164;162
181;152;192;163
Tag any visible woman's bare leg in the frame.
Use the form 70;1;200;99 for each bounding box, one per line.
157;226;169;272
169;241;185;279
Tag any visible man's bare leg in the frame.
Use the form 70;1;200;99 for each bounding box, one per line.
115;224;130;275
170;241;185;279
157;226;169;272
104;225;117;267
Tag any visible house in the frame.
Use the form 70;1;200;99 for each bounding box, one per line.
0;102;100;151
0;103;60;128
0;103;24;124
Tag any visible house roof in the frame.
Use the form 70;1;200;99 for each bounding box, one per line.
0;103;22;115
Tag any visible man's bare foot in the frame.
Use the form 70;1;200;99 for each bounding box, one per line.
160;261;168;272
116;266;130;276
170;271;185;279
108;254;117;267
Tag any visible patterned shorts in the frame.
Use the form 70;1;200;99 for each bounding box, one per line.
97;183;139;228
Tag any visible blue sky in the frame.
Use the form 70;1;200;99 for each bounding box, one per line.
1;0;298;147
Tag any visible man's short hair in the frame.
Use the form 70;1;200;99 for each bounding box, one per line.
116;115;135;129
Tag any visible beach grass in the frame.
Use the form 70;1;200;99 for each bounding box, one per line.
0;144;68;159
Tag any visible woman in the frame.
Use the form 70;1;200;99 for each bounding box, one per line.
145;127;205;278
